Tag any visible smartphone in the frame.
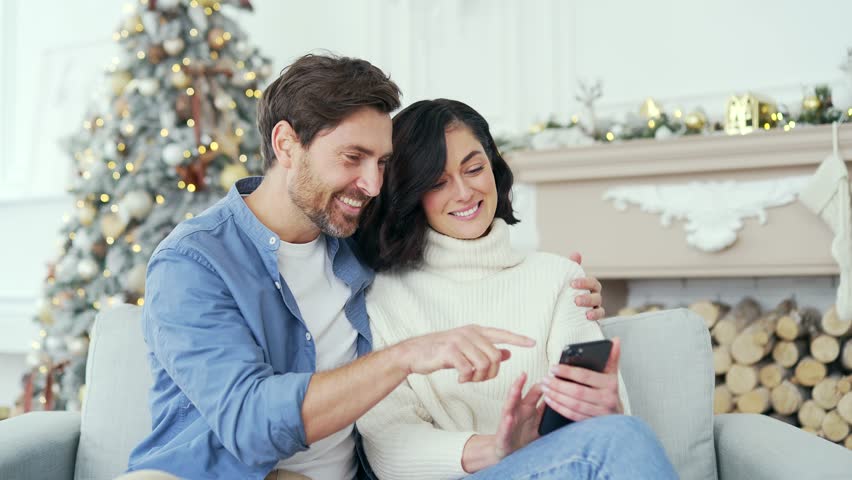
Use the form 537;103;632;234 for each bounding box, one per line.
538;339;613;436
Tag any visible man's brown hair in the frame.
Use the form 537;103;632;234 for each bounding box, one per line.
257;53;401;171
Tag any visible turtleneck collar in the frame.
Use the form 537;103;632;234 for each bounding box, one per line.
421;219;526;280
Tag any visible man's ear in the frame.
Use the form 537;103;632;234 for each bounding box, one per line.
270;120;300;168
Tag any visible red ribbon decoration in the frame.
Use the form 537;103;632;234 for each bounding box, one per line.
23;360;70;412
175;64;234;190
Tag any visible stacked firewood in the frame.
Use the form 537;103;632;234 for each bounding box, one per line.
621;298;852;449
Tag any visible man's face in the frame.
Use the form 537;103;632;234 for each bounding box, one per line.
288;107;392;238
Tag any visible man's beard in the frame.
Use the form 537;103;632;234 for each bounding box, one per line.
289;154;368;238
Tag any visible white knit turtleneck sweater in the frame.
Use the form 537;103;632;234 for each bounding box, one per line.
357;219;631;480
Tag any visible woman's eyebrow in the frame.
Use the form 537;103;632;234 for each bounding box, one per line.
460;150;483;165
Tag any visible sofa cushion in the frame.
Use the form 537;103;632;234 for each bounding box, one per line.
601;308;718;480
75;305;152;480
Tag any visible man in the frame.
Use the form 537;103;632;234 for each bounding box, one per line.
125;54;607;479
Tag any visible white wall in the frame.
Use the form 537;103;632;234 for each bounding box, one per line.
2;0;852;408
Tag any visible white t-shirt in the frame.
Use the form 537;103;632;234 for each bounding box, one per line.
274;235;358;479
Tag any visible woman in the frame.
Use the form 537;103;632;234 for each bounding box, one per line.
355;99;675;479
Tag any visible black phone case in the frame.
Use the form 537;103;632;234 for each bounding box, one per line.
537;339;613;436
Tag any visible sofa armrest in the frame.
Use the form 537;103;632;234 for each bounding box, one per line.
0;411;81;480
714;413;852;480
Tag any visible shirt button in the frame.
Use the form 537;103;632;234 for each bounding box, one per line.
274;281;281;289
269;237;276;245
305;332;312;342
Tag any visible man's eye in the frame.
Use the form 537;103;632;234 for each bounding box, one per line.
345;154;360;161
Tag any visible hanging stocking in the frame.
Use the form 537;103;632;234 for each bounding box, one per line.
799;122;852;320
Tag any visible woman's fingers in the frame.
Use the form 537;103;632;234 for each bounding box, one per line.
542;395;591;422
542;378;618;415
550;364;617;390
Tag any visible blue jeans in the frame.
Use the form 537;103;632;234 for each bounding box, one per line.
467;415;677;479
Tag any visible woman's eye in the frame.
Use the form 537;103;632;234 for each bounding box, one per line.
430;181;446;191
467;166;484;175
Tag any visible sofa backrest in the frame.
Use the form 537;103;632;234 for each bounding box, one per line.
74;304;152;480
72;304;717;480
601;308;718;480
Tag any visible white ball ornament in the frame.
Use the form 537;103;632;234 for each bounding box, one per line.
77;257;99;281
162;143;185;166
66;336;89;356
122;190;154;220
136;78;159;96
163;37;185;56
214;92;233;110
45;336;65;353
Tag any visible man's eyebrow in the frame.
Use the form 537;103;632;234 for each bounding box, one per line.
342;145;375;156
460;150;483;165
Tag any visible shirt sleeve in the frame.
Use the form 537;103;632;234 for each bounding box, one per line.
546;263;632;415
144;247;312;467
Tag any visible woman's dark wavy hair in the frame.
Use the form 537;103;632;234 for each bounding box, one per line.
356;99;519;272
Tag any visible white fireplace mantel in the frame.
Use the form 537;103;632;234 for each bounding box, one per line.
507;124;850;279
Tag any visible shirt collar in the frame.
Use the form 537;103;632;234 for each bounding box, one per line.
226;176;282;252
225;176;375;289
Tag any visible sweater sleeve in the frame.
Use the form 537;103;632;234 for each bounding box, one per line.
545;263;632;415
358;303;475;480
357;380;475;480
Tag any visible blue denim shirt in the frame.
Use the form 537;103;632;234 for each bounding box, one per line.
127;177;374;479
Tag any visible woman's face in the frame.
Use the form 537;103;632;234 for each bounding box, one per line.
421;125;498;239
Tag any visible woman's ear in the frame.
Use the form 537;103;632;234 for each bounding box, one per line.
270;120;299;169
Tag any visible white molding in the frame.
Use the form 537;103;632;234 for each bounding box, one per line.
603;176;810;252
509;123;852;183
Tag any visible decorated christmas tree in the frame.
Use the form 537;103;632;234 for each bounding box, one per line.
23;0;270;412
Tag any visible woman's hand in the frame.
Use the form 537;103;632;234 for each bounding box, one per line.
542;337;623;421
494;372;545;459
568;252;605;321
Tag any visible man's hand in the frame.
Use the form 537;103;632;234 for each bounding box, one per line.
568;252;605;321
395;325;536;383
494;372;545;459
541;337;623;421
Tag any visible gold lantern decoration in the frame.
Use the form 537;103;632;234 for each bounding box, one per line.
725;93;778;135
639;97;663;120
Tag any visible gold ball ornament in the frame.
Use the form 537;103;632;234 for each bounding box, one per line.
220;163;249;191
171;71;191;89
100;212;128;239
124;263;148;296
37;301;54;326
198;0;218;8
147;45;167;65
110;71;133;96
113;97;130;117
802;95;822;112
78;204;97;226
208;27;227;51
684;111;707;132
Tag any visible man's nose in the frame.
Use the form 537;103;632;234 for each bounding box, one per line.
356;162;382;197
